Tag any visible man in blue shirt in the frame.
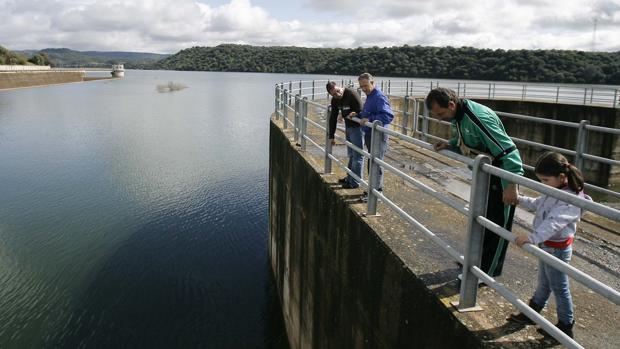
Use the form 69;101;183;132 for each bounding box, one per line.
349;73;394;200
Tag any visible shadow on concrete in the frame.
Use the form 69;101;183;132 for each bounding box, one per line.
473;321;560;348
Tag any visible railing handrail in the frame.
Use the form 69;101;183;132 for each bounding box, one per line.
274;80;620;348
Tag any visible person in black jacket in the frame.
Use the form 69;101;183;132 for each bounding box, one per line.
327;81;364;188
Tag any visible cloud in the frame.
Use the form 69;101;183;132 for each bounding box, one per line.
0;0;618;53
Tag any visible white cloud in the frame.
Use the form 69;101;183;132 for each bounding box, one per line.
0;0;618;53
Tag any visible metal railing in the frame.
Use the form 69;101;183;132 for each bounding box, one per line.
273;80;620;349
278;79;620;199
379;79;620;108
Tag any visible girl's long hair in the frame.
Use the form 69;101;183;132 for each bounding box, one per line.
534;151;584;192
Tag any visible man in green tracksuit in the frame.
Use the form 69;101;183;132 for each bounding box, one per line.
426;87;523;279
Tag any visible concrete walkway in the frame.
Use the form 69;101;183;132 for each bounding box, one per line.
272;109;620;348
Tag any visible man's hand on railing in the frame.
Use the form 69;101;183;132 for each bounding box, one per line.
338;116;344;123
433;142;450;151
503;184;519;205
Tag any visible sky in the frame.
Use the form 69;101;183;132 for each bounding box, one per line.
1;0;619;53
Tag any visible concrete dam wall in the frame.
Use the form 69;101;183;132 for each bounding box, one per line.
269;121;482;348
0;71;84;90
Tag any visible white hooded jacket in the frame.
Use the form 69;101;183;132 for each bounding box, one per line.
518;187;593;245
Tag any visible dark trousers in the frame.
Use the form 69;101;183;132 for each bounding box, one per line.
480;174;516;277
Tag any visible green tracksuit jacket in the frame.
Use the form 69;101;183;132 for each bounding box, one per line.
448;99;524;187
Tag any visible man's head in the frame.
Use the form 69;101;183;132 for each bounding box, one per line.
425;87;459;121
326;81;344;99
357;73;375;96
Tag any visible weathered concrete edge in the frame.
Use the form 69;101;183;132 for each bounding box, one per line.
0;71;84;90
269;120;483;348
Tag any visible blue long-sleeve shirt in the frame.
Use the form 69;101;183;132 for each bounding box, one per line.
360;88;394;134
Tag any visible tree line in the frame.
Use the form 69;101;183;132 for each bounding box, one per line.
0;46;51;66
154;44;620;85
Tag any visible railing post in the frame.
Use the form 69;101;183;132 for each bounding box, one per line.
288;81;292;104
575;120;589;171
381;80;385;91
274;85;279;120
406;81;409;96
463;83;466;97
402;95;410;135
412;98;419;137
457;82;461;96
583;88;588;105
282;90;288;129
458;154;491;310
590;87;594;104
312;80;315;101
493;83;496;98
366;121;382;215
388;80;391;94
324;106;333;174
300;97;308;150
293;95;300;143
488;83;491;99
299;80;302;96
556;86;560;103
422;99;429;143
614;89;619;108
522;85;526;100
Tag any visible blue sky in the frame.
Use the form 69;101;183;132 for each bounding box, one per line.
1;0;619;53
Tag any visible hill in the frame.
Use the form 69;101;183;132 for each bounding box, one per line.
154;44;620;85
14;48;170;68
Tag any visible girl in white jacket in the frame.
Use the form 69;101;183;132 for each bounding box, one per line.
508;152;592;339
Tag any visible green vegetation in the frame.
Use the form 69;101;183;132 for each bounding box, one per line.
0;45;29;65
154;44;620;85
13;48;169;68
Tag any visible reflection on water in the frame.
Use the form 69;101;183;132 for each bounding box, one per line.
0;70;317;348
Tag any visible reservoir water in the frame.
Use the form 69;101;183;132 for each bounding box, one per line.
0;70;329;348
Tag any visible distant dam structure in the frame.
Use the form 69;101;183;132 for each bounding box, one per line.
0;64;124;90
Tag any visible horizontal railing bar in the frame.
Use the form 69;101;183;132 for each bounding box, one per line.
496;112;580;128
303;135;325;154
327;153;368;188
582;153;620;166
305;117;326;132
374;157;469;215
511;137;576;156
372;189;465;263
306;99;328;109
481;164;620;220
476;216;620;305
584;183;620;198
586;124;620;135
469;266;583;349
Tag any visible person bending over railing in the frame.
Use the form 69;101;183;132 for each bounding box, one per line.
427;87;524;280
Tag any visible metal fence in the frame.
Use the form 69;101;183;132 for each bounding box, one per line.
282;79;620;200
381;79;620;109
273;80;620;349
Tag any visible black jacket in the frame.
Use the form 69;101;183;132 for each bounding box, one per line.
329;87;363;139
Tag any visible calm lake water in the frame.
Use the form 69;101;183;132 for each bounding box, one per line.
0;70;340;348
